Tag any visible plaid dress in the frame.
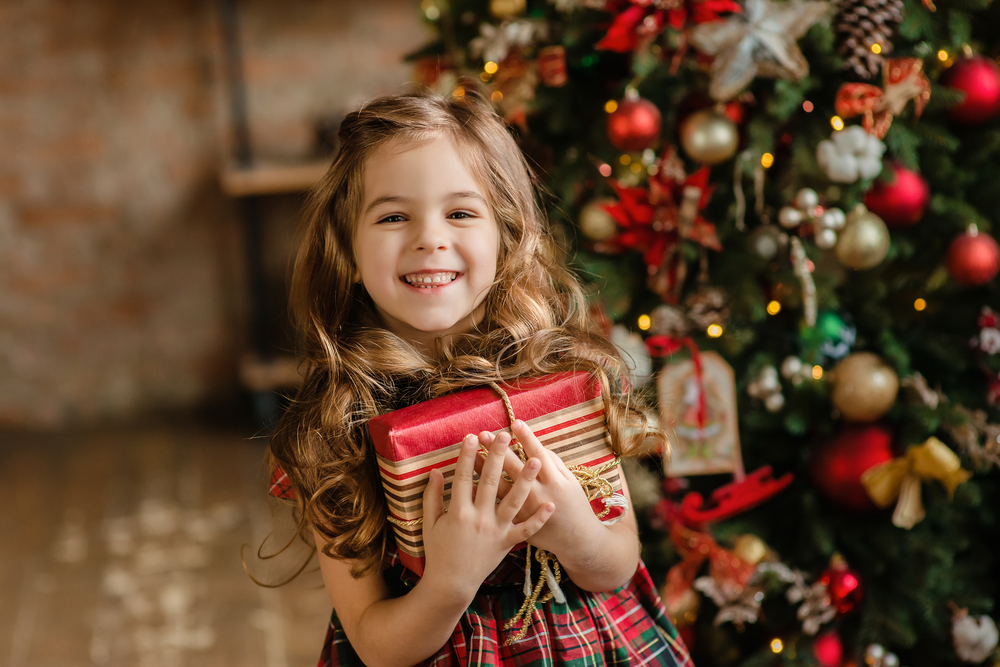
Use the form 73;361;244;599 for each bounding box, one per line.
318;544;692;667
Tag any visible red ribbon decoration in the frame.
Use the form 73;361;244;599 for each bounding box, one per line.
835;58;931;139
645;335;707;429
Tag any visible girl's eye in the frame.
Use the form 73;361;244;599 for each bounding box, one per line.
449;211;475;219
377;214;406;224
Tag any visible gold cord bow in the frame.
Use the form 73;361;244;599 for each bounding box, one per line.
860;437;972;529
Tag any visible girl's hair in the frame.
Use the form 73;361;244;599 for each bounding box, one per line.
267;87;667;577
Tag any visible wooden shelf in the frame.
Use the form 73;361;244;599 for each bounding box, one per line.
220;160;329;197
239;354;303;392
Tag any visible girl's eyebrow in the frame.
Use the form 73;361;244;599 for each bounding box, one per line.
364;191;487;214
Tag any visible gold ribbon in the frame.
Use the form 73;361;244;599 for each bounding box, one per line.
861;437;972;529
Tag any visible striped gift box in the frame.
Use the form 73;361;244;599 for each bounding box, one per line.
368;372;623;576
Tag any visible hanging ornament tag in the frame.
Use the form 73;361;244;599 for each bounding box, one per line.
659;351;744;477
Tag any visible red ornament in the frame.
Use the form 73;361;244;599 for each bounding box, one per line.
809;424;894;512
820;558;864;614
863;164;930;228
607;95;662;152
947;225;1000;286
813;631;845;667
942;55;1000;126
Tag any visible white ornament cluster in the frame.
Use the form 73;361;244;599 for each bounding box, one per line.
778;187;847;250
748;365;785;412
952;611;999;664
781;356;811;385
816;125;886;183
756;562;836;635
865;644;903;667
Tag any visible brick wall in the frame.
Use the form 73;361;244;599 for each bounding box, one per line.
0;0;427;427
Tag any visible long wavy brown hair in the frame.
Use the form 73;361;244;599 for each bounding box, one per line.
267;87;667;577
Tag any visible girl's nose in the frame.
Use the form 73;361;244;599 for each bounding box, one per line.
411;217;449;251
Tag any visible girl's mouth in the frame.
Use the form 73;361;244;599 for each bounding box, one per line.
402;271;458;288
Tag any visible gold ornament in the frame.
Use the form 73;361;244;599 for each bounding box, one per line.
861;437;972;529
829;351;899;422
578;199;619;241
680;109;740;165
732;534;769;565
661;585;701;627
490;0;527;19
835;204;890;270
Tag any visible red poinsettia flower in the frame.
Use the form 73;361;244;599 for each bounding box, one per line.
596;0;741;53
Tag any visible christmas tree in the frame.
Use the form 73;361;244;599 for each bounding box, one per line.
410;0;1000;665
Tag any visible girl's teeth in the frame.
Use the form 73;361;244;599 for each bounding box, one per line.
404;272;457;287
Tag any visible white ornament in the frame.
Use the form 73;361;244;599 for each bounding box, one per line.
816;126;886;183
781;355;803;378
979;328;1000;355
779;206;805;229
469;20;547;64
815;227;839;249
953;613;999;663
765;392;786;412
820;207;846;230
795;187;820;210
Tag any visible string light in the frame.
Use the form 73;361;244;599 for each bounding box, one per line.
871;43;883;54
480;72;492;82
831;116;845;131
638;314;652;330
620;154;631;165
771;639;784;653
453;86;466;99
767;300;781;315
707;324;723;338
604;100;619;114
484;61;498;74
490;91;503;102
938;49;950;62
812;365;824;380
914;298;927;311
803;100;814;112
761;153;774;168
631;162;642;173
421;0;440;19
598;164;612;177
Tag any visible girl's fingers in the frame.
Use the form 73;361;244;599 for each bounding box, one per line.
421;468;444;530
496;457;540;525
474;431;507;510
449;435;478;509
508;500;555;544
511;420;554;477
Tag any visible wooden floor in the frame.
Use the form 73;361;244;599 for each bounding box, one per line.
0;424;332;667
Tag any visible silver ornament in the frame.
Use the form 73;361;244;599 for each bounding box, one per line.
795;187;820;210
765;392;786;412
821;207;847;230
815;227;839;249
781;356;804;380
779;206;805;229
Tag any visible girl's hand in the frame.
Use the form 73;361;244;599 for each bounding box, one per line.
473;421;604;559
420;432;554;603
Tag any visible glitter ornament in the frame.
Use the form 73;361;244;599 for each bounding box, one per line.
679;108;740;165
835;204;890;270
947;225;1000;286
810;423;895;511
942;55;1000;126
578;199;619;241
864;164;930;228
829;351;899;422
819;556;864;614
607;93;662;152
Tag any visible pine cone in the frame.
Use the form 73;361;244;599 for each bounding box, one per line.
685;286;729;329
833;0;903;78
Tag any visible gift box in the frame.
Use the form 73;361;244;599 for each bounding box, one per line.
369;371;625;576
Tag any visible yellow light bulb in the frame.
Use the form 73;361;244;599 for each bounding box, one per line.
638;314;652;330
871;43;882;54
491;90;503;102
812;365;824;380
914;298;927;311
761;153;774;168
707;324;723;338
453;86;466;99
620;154;631;165
938;49;949;62
484;61;499;74
767;300;781;315
831;116;845;131
605;100;619;114
771;638;784;653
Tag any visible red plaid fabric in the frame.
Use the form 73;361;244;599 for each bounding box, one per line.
269;468;295;500
317;545;692;666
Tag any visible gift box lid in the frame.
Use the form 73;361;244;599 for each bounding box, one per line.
368;371;605;472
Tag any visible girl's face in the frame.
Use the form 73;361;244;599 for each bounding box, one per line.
354;135;499;352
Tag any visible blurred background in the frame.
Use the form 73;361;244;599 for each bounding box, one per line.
1;1;428;664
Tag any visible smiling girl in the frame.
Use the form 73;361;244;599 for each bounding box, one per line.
267;89;690;667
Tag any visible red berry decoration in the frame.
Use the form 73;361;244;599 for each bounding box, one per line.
820;556;864;615
947;225;1000;286
812;631;844;667
809;424;894;512
942;55;1000;126
607;94;662;152
864;164;930;228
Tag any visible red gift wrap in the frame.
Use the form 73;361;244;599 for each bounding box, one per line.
369;372;625;576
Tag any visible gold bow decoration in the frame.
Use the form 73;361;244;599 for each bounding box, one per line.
861;437;972;529
834;58;931;139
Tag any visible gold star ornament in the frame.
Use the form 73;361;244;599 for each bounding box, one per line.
690;0;830;102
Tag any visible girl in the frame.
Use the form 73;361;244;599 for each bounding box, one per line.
268;88;690;667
